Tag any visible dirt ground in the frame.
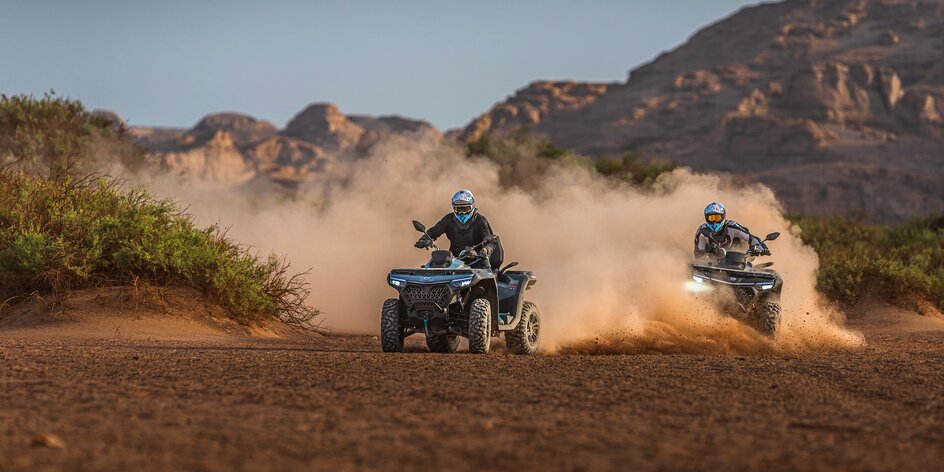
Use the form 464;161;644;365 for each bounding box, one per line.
1;297;943;471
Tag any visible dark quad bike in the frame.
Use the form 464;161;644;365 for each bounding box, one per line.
689;231;783;337
380;220;541;355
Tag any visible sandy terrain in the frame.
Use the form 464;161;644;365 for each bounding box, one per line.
1;296;943;471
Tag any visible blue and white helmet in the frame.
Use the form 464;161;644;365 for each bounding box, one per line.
704;202;727;234
452;189;476;224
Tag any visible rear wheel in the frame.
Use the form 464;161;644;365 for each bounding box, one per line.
467;298;491;354
506;301;541;355
380;298;404;352
749;301;781;337
426;333;460;353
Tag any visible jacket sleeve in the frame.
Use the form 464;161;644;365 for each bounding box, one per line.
728;221;767;253
726;222;750;249
730;221;768;252
694;227;711;259
426;214;451;240
477;215;498;256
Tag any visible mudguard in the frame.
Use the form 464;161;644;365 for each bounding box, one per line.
497;270;536;331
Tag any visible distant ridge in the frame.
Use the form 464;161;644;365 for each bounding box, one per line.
451;0;944;223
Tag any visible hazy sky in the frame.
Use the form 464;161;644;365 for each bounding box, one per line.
1;0;760;130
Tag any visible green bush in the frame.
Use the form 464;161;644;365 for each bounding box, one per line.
0;92;146;178
0;168;317;324
464;129;677;188
791;214;944;309
594;151;678;185
0;94;315;325
464;129;581;190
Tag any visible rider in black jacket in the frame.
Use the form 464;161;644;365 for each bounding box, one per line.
415;189;504;269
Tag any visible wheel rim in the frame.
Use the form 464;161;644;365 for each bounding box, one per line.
526;313;540;345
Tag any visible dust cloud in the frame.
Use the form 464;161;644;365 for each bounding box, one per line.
131;137;863;353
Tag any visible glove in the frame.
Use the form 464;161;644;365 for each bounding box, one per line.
459;248;478;259
479;245;492;258
414;235;432;249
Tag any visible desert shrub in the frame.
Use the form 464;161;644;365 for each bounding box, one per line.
464;130;676;188
0;94;317;324
0;92;146;178
791;214;944;309
594;151;678;185
0;168;317;324
464;129;582;189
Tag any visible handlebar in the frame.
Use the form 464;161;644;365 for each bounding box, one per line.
711;246;771;258
458;249;491;269
416;231;497;254
412;219;498;263
417;233;440;251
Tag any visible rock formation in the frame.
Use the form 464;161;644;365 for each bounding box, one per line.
452;0;944;223
132;105;440;187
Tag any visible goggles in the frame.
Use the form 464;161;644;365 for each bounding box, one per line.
453;205;473;215
706;213;724;223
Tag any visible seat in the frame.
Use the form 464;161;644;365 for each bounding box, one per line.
428;250;454;268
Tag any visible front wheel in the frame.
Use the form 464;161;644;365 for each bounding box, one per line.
426;333;460;353
380;298;404;352
467;298;492;354
506;301;541;355
749;301;781;338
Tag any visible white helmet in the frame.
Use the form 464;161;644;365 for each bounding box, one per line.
452;189;476;224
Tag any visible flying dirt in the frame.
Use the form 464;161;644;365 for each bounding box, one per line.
130;136;862;353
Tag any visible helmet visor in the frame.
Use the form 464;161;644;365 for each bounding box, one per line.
453;205;473;216
706;213;724;223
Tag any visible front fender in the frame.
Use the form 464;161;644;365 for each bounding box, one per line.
463;276;499;334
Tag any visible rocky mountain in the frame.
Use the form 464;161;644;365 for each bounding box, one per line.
130;105;440;187
452;0;944;223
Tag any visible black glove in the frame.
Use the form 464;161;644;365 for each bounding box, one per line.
750;245;771;256
479;245;491;258
415;235;432;249
459;247;478;259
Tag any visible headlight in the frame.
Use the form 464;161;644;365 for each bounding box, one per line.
388;277;406;287
685;280;714;293
450;277;473;288
692;275;707;284
760;283;774;291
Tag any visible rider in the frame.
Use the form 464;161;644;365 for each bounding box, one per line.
694;202;770;260
415;189;504;269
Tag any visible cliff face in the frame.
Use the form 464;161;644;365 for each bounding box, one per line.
453;0;944;223
131;106;440;187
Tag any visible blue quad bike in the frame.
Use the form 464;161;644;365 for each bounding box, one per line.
689;231;783;337
381;220;541;354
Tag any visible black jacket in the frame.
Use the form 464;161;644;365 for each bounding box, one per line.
427;213;504;268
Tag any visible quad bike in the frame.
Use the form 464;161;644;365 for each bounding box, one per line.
688;231;783;337
380;220;541;354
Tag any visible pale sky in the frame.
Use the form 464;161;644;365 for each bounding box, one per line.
0;0;762;130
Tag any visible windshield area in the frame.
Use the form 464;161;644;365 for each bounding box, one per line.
422;254;468;269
